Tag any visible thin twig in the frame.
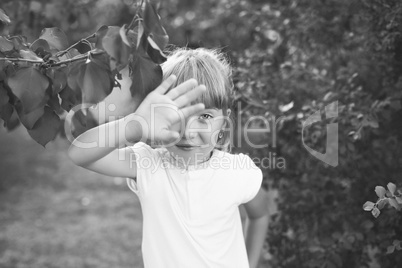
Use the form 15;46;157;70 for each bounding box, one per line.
50;50;105;67
0;50;105;67
55;33;96;58
0;58;43;63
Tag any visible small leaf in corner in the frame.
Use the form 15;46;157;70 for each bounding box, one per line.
363;201;375;211
387;182;396;195
375;186;386;198
371;207;380;218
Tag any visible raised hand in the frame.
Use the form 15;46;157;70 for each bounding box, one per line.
127;75;206;145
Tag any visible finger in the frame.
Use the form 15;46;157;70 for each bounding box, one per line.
160;129;180;144
180;103;206;119
165;78;198;100
174;85;206;108
153;75;177;94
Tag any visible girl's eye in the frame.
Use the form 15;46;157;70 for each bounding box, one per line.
199;114;213;120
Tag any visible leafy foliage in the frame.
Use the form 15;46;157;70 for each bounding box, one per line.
0;0;168;146
158;0;402;267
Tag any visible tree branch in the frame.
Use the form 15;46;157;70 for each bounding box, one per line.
55;33;96;58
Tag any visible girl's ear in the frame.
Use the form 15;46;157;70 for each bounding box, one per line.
227;108;231;117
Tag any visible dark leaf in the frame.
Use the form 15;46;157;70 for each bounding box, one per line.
0;83;9;108
30;39;51;52
76;53;113;103
72;41;92;54
142;0;169;49
47;68;67;95
39;28;69;51
27;106;61;146
59;85;80;111
0;9;11;25
129;47;162;97
17;106;45;130
146;35;167;64
7;67;50;113
1;105;19;130
0;36;13;52
47;93;62;113
96;26;130;70
8;36;29;50
69;108;98;138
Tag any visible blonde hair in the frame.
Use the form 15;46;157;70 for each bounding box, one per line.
161;47;234;151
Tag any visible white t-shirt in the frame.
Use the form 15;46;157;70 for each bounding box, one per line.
126;142;262;268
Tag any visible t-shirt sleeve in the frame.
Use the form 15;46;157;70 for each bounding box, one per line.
235;153;263;205
126;142;158;198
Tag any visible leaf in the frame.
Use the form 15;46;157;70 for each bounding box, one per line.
30;39;52;59
30;39;51;52
129;46;163;97
0;102;13;127
17;106;45;130
279;101;294;112
69;108;98;138
27;106;60;147
7;66;50;113
363;201;375;211
0;83;9;108
142;0;169;50
19;50;43;62
371;207;380;218
39;28;69;51
387;182;396;195
47;93;62;113
146;35;167;64
386;245;395;254
76;53;114;103
95;26;130;70
389;198;400;210
59;86;80;111
47;68;67;95
377;198;388;209
0;36;13;52
120;24;132;47
375;186;386;198
0;8;11;25
8;36;29;50
396;196;402;204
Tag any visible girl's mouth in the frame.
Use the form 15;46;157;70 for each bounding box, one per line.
175;144;200;150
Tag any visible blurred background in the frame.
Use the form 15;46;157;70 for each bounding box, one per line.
1;0;402;267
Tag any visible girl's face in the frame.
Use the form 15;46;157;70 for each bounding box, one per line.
166;108;230;165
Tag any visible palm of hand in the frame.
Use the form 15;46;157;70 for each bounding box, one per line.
134;76;206;144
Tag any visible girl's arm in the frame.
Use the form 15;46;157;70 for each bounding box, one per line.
243;188;270;268
68;76;206;178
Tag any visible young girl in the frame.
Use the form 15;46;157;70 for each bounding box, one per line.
68;48;270;268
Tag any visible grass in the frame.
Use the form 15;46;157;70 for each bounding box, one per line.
0;126;144;268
